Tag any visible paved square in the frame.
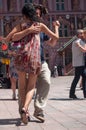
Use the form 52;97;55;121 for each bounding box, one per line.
0;76;86;130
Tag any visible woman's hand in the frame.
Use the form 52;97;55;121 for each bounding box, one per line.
29;24;41;34
52;20;60;27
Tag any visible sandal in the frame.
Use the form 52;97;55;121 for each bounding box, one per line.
21;108;28;124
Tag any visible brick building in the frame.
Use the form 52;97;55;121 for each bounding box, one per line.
0;0;86;75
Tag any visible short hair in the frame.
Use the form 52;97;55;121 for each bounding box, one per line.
76;29;84;36
22;3;39;22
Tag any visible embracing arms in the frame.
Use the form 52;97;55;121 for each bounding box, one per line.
12;21;60;47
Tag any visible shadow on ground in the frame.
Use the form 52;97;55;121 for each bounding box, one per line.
49;98;84;101
0;118;43;126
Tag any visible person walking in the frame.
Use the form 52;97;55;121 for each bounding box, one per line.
69;29;86;99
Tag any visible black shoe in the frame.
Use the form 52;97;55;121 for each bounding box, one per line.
69;94;78;99
33;112;45;123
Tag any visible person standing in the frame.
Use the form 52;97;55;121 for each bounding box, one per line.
69;29;86;99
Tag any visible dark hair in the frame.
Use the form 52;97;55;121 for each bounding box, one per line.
22;3;39;22
34;4;48;17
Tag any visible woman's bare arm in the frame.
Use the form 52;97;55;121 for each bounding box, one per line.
40;22;59;39
46;21;60;46
0;24;21;42
12;24;41;41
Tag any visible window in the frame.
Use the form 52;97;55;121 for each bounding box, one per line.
25;0;32;3
59;23;68;37
56;0;64;11
83;20;86;28
7;0;17;12
0;0;3;12
71;0;80;11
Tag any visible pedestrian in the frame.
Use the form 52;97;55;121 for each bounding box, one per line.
0;36;18;100
9;56;18;100
69;29;86;99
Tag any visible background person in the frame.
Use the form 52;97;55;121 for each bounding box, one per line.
9;57;18;100
69;29;86;99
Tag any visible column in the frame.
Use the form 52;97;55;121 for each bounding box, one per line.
0;17;4;35
50;15;52;29
74;15;77;30
62;51;65;75
17;0;20;12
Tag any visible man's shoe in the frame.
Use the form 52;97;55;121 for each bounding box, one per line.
69;94;78;99
33;112;45;123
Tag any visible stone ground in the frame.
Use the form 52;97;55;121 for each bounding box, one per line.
0;76;86;130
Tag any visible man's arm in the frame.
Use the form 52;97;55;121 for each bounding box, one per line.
77;42;86;52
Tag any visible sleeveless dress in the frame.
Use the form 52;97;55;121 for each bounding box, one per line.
12;22;41;74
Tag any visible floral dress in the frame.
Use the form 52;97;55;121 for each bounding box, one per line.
12;22;41;74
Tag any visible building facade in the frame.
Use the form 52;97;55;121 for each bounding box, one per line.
0;0;86;75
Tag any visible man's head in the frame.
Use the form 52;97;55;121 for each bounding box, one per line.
34;4;48;18
76;29;85;39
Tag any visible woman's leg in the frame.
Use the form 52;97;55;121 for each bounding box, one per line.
23;73;37;111
18;71;26;112
10;77;17;100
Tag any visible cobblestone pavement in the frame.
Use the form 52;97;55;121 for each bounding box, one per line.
0;76;86;130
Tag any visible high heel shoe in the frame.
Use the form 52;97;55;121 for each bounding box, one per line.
26;110;30;121
21;108;28;124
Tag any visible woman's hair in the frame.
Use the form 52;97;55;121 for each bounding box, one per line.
34;4;48;17
22;3;39;22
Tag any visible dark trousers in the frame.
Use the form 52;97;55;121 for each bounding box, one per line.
69;66;86;97
82;67;86;98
